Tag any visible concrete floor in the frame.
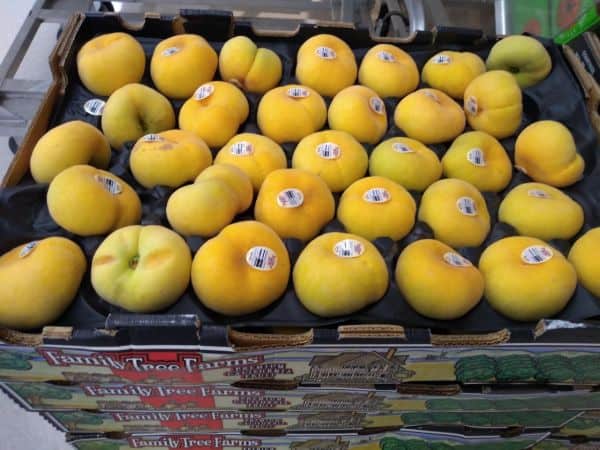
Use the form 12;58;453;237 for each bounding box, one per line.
0;1;73;448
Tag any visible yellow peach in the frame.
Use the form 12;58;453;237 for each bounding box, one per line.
421;51;485;99
192;221;290;315
394;88;465;144
219;36;282;94
498;182;584;241
569;228;600;298
195;164;253;213
179;81;249;148
129;129;212;188
396;239;484;319
214;133;287;191
369;137;442;191
418;178;490;248
296;34;357;96
292;129;368;192
257;84;327;143
77;32;145;96
293;232;388;317
30;121;111;184
479;236;576;321
255;168;335;241
358;44;419;98
442;131;512;192
150;34;218;99
337;176;416;241
514;120;584;187
328;85;388;144
101;83;175;149
463;70;522;139
166;179;239;237
91;225;191;313
0;237;86;329
47;165;141;236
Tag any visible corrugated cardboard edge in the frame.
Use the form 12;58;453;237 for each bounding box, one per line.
430;329;511;346
228;328;314;350
338;324;406;339
563;42;600;137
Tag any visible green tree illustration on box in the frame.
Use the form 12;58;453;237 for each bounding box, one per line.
75;440;120;450
380;437;534;450
0;350;32;370
454;353;600;384
11;383;72;406
53;411;104;431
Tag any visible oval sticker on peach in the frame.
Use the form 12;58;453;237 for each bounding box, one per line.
333;239;365;258
363;188;391;204
277;189;304;208
521;245;553;264
19;241;39;258
246;246;278;271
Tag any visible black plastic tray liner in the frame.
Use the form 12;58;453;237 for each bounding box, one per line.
1;14;600;333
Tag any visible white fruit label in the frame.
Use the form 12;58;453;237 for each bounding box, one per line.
95;174;122;195
363;188;391;204
456;196;477;216
287;87;310;98
521;245;553;265
467;148;486;167
392;142;414;153
443;252;472;267
528;189;551;199
246;246;278;271
230;141;254;156
369;97;385;115
465;96;478;115
193;83;214;101
433;54;451;64
277;188;304;208
19;241;38;258
83;99;105;116
316;142;341;160
315;46;336;59
333;239;365;258
377;51;396;62
142;133;164;143
161;46;180;56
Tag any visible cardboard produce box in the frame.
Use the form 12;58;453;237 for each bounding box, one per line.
66;431;549;450
42;408;582;434
1;344;600;387
1;10;600;447
4;381;599;413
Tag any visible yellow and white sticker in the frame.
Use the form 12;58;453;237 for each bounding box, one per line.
315;46;336;59
19;241;39;258
316;142;341;160
83;99;105;116
161;46;180;57
277;189;304;208
377;51;396;62
443;252;472;267
521;245;553;265
95;175;122;195
392;142;414;153
467;148;486;167
287;87;310;98
230;141;254;156
193;83;214;101
246;246;278;271
363;188;391;204
333;239;365;258
456;196;477;216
